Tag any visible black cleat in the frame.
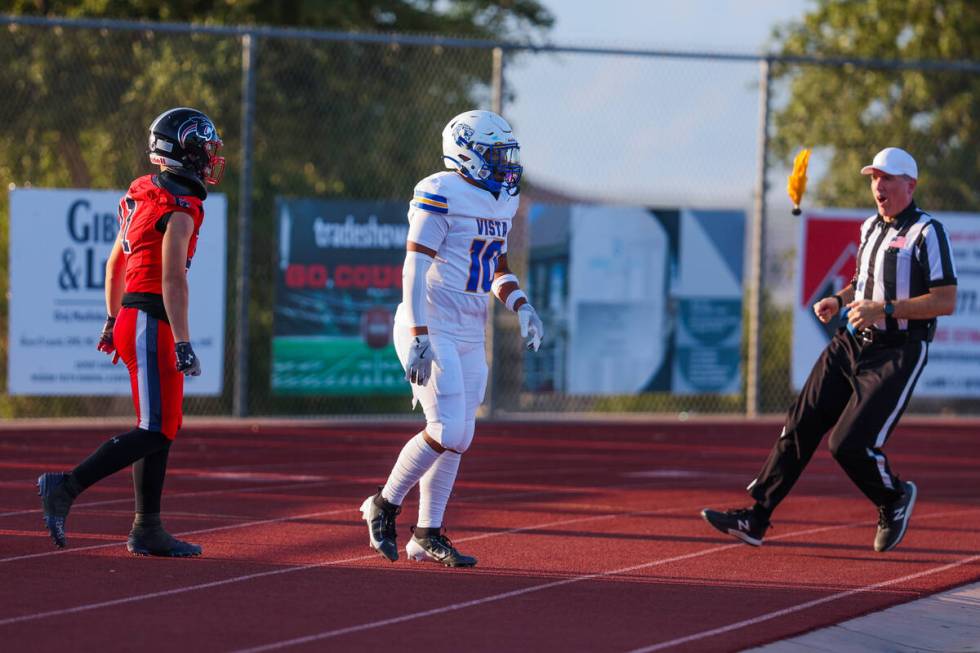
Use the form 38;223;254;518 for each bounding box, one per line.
875;480;917;553
359;488;401;562
38;472;75;549
406;526;477;567
127;527;202;557
127;512;201;557
701;507;770;547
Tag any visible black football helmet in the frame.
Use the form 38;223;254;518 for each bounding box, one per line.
148;107;225;185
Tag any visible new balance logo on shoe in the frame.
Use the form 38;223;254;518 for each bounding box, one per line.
701;507;770;547
875;481;917;553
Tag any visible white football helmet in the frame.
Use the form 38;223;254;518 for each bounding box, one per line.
442;110;522;195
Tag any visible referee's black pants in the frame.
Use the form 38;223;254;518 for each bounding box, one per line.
749;328;928;512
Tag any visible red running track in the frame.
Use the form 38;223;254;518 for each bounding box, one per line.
1;419;978;652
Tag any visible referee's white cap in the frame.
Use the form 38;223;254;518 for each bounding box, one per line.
861;147;918;179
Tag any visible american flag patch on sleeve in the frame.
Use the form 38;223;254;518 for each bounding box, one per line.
411;190;449;214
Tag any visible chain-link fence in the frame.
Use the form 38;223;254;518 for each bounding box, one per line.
1;16;977;419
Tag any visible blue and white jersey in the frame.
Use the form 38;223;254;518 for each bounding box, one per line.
396;171;518;342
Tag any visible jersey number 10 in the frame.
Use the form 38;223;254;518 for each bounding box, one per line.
466;238;503;293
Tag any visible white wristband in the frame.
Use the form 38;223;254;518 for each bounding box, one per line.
505;289;526;312
491;273;519;297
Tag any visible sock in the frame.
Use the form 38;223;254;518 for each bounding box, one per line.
752;503;772;522
381;431;441;506
412;526;442;539
63;474;83;499
134;441;172;514
70;429;170;490
417;450;461;529
132;511;163;531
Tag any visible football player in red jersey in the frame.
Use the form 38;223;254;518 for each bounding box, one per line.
37;108;224;556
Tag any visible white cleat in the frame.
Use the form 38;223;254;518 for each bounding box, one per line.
406;527;477;567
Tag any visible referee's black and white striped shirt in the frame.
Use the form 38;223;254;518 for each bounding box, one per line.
851;201;957;333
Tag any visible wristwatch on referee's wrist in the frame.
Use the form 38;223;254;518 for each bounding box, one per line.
884;300;895;317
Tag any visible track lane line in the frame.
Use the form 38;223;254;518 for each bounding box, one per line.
225;507;980;653
0;500;716;626
0;506;355;563
3;503;964;638
625;552;980;652
0;462;633;519
0;479;336;518
0;476;691;563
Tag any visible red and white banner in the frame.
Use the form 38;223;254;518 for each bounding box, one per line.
793;209;980;397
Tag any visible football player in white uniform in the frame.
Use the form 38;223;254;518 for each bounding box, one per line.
359;110;544;567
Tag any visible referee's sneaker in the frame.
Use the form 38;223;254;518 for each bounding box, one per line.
700;507;769;547
874;480;916;552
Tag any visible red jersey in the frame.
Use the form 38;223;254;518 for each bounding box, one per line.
117;174;205;294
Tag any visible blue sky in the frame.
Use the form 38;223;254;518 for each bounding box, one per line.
507;0;815;208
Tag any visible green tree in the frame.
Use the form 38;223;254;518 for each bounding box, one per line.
770;0;979;211
0;1;552;416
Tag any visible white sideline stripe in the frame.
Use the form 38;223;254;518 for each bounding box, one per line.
625;553;980;653
0;477;660;563
0;479;335;518
0;501;708;626
0;462;615;519
3;503;976;634
228;508;980;653
0;507;354;563
1;472;662;564
226;520;887;653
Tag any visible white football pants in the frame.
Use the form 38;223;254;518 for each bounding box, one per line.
393;326;487;453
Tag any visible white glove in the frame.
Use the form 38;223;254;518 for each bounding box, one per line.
517;304;544;352
405;334;433;386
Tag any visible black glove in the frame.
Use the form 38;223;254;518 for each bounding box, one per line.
175;341;201;376
96;316;120;364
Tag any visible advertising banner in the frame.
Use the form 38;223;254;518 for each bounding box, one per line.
272;198;407;395
793;209;980;396
527;204;745;395
7;188;227;395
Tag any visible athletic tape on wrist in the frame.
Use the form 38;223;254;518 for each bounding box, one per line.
505;289;527;312
491;273;519;297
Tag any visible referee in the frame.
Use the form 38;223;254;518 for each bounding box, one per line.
702;147;957;552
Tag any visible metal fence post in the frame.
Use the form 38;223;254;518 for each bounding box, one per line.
233;32;257;417
482;46;505;419
746;57;772;418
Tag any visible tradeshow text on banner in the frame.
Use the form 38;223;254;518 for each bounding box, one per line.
7;188;227;395
272;198;407;395
793;209;980;397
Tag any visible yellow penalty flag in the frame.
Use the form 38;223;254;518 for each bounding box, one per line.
787;148;811;216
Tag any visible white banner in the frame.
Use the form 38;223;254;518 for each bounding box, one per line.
8;188;226;395
793;209;980;397
528;203;744;395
